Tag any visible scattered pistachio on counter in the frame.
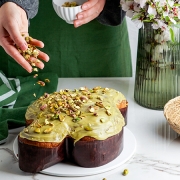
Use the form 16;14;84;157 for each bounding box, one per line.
122;169;129;176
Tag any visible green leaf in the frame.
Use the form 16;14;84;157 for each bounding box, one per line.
148;14;155;20
143;20;151;23
131;14;141;20
170;28;175;43
165;16;170;22
174;3;180;7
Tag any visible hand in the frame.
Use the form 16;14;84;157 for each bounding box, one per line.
0;2;49;73
74;0;106;27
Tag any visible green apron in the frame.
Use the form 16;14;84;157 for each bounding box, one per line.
0;0;132;77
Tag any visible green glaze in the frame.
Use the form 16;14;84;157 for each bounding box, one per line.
20;87;126;143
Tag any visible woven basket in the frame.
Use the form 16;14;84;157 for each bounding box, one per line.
164;96;180;134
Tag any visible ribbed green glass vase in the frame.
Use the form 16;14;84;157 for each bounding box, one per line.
134;23;180;110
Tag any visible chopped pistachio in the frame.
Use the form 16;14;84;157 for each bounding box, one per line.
45;79;50;83
72;117;81;122
84;124;93;131
59;114;65;122
106;109;112;116
35;122;42;128
37;81;45;86
79;87;86;91
33;74;38;78
34;128;41;133
33;68;38;72
89;106;95;113
95;102;104;108
62;2;78;7
97;96;103;101
31;62;36;66
123;169;129;176
44;127;52;134
44;119;49;125
24;128;29;133
32;49;39;57
40;104;47;111
100;118;105;123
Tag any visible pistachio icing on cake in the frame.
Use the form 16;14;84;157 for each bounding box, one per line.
20;87;126;143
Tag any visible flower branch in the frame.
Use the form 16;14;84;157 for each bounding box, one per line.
120;0;180;43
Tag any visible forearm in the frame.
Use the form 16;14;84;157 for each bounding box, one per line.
0;0;39;19
96;0;125;26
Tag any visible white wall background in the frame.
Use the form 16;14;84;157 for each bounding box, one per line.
126;17;139;77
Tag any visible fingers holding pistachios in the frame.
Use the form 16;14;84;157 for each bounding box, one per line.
26;57;45;71
15;35;49;73
28;38;45;48
5;45;34;73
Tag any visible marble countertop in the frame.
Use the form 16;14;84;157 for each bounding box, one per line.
1;77;180;180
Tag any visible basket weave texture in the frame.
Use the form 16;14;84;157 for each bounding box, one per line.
164;96;180;134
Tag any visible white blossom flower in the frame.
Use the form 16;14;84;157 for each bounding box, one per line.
120;0;134;11
152;19;168;30
134;0;147;8
157;0;167;6
120;0;180;43
148;5;157;16
163;11;169;17
126;10;134;18
120;0;134;17
133;2;141;12
168;0;174;7
169;17;177;24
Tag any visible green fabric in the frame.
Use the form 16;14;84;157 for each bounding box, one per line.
0;71;58;143
0;0;132;77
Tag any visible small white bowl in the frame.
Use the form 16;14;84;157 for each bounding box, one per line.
52;0;86;24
